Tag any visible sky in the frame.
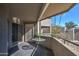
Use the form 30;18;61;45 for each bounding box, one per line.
51;4;79;27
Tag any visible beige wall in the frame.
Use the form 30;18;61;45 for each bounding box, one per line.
24;24;34;41
39;37;76;56
41;18;51;34
51;38;75;56
41;18;51;26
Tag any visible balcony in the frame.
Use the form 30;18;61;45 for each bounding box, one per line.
0;3;78;56
8;34;79;56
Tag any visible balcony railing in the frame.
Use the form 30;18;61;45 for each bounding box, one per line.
36;34;79;56
55;37;79;55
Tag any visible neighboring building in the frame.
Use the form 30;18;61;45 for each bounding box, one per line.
40;18;52;36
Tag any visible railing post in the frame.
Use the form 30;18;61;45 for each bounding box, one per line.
73;28;75;41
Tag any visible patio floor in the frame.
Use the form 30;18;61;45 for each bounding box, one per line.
8;40;54;56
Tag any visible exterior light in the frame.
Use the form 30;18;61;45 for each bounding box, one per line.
13;17;17;23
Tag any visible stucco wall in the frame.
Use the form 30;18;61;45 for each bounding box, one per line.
0;16;8;56
0;5;9;55
39;36;76;56
0;5;25;56
8;20;12;49
51;38;75;56
39;37;52;49
41;18;51;26
25;24;34;41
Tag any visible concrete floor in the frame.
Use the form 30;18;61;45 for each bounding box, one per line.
8;41;54;56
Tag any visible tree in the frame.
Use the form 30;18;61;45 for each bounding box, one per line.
52;25;61;37
65;21;77;29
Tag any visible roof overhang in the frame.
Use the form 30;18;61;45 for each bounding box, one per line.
39;3;75;21
7;3;43;23
0;3;75;24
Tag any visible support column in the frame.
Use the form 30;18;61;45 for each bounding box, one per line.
22;24;25;42
37;21;41;36
33;23;37;37
50;24;52;36
32;24;35;38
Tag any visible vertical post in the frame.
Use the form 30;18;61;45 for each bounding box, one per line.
32;24;35;38
73;28;75;41
64;27;67;44
37;21;41;44
50;24;52;36
23;23;25;42
37;21;39;35
37;21;41;36
22;24;24;42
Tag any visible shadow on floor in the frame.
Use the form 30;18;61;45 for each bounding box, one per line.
32;44;54;56
27;41;37;47
27;40;54;56
8;46;19;56
8;41;54;56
